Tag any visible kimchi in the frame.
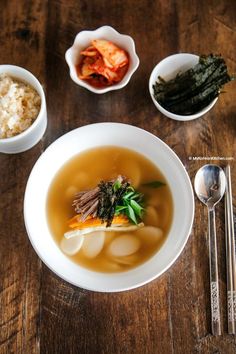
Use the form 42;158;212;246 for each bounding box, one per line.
76;39;129;88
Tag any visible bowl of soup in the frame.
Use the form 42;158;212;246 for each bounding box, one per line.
24;123;194;292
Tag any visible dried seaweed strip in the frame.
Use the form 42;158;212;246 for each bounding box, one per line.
154;54;221;95
163;71;229;110
159;60;225;104
166;76;229;115
153;54;232;115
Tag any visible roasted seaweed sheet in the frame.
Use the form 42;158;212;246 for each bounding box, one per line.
153;54;232;115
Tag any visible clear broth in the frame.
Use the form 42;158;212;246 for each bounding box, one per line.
47;146;173;272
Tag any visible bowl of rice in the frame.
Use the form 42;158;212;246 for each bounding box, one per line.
0;65;47;154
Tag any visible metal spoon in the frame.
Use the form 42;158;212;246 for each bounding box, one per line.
194;164;226;335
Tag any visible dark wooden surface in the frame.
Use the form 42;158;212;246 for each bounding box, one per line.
0;1;236;353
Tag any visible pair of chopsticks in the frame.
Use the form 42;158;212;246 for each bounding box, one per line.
224;165;236;334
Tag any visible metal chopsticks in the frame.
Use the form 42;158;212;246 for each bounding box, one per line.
224;165;236;334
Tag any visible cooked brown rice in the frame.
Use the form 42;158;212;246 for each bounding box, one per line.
0;73;41;139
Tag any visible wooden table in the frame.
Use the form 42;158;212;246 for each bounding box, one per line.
1;1;236;353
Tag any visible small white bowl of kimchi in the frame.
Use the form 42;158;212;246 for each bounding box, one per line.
65;26;140;94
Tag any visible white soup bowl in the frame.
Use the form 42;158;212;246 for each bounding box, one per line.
24;123;194;292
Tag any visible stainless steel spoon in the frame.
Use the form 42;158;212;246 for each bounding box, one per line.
194;164;226;335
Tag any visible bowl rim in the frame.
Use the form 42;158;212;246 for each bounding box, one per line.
149;53;218;121
65;25;140;94
24;122;195;292
0;64;46;142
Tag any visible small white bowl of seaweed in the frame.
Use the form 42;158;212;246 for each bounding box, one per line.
149;53;232;121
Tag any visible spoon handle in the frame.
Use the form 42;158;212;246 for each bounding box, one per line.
208;208;221;335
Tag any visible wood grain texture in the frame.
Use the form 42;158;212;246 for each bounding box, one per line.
0;1;46;353
0;0;235;353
